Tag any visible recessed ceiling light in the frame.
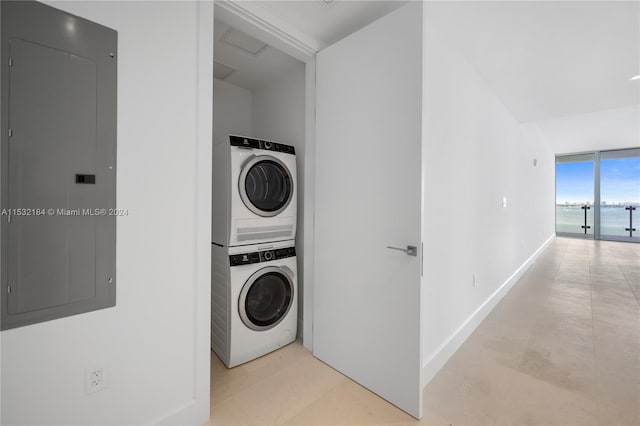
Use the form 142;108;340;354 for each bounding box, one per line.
630;75;640;81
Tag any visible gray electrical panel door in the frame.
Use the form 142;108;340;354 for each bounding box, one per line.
1;1;117;330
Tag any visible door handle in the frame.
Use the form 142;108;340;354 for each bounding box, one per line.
386;245;417;256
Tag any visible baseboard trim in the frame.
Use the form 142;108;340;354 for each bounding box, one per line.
421;233;555;386
149;399;209;425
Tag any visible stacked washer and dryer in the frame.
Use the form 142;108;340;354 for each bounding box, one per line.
211;135;298;368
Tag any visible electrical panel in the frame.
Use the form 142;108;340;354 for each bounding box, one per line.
1;1;117;329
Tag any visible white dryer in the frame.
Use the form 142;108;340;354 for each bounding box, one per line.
211;240;297;368
212;135;297;247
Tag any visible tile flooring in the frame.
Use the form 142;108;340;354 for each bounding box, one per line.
207;238;640;425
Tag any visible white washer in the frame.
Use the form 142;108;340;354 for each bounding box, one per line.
212;135;297;247
211;240;297;368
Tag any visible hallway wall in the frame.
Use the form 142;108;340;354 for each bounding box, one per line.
421;6;555;382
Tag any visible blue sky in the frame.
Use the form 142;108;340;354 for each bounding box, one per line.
556;158;640;204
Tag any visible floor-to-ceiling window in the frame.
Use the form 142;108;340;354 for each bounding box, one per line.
556;153;595;238
556;148;640;243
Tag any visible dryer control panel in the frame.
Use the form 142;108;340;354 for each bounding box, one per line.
229;135;295;155
230;246;296;266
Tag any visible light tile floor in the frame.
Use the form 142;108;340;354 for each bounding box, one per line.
207;238;640;426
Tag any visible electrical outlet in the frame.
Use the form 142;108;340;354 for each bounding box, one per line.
85;365;108;394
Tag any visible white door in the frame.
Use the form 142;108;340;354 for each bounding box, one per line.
313;2;424;419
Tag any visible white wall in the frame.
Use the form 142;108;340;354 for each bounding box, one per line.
213;78;252;142
251;62;306;334
1;2;212;424
535;105;640;154
420;9;555;382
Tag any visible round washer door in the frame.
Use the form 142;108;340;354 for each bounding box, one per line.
239;266;294;331
239;155;294;217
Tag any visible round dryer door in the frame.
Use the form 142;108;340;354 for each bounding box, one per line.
239;155;293;217
239;266;294;331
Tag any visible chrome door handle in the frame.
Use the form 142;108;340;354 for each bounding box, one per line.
386;245;417;256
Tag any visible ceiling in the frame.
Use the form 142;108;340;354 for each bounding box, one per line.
214;1;407;91
426;1;640;123
216;1;639;122
536;105;640;154
214;18;303;91
244;0;408;46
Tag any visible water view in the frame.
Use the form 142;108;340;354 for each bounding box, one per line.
556;205;640;236
556;149;639;240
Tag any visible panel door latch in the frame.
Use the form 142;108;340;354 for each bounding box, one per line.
386;245;417;256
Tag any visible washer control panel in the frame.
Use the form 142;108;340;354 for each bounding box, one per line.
229;135;295;155
230;246;296;267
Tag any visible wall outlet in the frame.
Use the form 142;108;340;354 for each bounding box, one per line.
85;365;108;394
